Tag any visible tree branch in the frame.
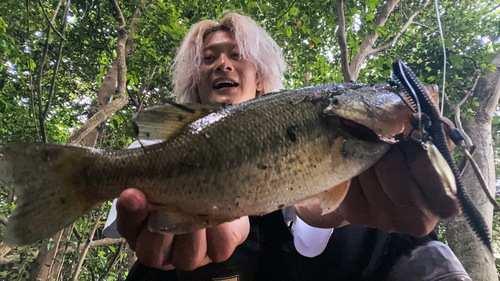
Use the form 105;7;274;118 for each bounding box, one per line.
278;0;298;20
368;0;430;56
111;0;127;27
66;0;130;145
349;0;400;81
336;0;352;82
71;213;102;281
98;242;125;281
0;238;126;265
36;0;66;41
42;0;70;125
38;0;70;142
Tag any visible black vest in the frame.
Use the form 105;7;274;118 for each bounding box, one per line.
126;210;434;281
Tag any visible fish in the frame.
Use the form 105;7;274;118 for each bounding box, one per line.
0;83;416;247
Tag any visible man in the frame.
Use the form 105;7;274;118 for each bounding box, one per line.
104;12;470;280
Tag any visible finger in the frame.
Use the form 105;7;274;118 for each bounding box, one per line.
170;230;209;271
134;229;175;270
206;216;250;263
354;166;401;233
116;188;149;250
335;176;370;226
374;144;438;236
398;140;460;219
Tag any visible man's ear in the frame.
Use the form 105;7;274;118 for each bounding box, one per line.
256;73;263;93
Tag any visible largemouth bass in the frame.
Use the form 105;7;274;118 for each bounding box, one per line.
0;83;413;247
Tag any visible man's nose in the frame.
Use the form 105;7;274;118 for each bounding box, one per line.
215;54;233;72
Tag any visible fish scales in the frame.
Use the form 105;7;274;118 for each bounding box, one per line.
91;84;386;217
1;83;406;246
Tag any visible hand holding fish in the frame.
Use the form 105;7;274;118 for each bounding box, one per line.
116;188;250;271
295;139;460;236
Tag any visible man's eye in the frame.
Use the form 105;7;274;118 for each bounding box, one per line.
232;53;242;59
204;55;214;61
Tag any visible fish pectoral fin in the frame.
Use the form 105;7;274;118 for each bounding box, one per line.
296;180;351;216
147;206;227;234
132;103;221;141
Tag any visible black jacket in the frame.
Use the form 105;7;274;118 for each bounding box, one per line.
125;210;438;281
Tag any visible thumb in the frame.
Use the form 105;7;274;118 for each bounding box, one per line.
116;188;149;250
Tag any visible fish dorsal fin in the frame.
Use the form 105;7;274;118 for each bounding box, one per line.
131;102;221;140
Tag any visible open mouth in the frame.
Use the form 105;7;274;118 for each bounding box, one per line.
339;118;380;142
213;81;239;89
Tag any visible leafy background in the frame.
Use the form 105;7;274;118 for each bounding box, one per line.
0;0;499;279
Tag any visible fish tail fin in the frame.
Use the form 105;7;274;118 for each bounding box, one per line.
0;143;101;246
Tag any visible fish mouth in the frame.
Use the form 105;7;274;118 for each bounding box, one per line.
339;118;381;142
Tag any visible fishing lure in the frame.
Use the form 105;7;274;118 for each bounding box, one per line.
389;59;492;253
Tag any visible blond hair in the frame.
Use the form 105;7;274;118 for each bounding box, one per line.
173;13;285;103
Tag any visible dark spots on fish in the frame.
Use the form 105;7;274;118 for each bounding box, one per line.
60;198;65;204
236;202;240;207
278;204;285;209
257;163;268;170
286;125;298;143
288;158;295;163
290;187;293;191
177;114;186;122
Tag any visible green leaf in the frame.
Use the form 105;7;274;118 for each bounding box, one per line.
277;20;282;29
444;38;453;48
366;13;375;21
290;7;298;16
248;1;258;9
449;55;463;67
159;25;168;32
157;1;167;10
109;245;116;253
492;116;500;125
286;26;292;37
311;37;321;44
469;116;475;122
47;238;55;250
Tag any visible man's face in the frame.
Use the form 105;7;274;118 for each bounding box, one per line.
196;30;262;105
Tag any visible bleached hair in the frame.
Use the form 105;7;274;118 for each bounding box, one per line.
173;13;285;103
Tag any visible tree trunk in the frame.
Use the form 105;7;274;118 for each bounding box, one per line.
447;49;500;280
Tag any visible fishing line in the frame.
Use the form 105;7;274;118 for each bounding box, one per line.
435;0;447;117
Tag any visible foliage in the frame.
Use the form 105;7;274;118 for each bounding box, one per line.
0;0;499;279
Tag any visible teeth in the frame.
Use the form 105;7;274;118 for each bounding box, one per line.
214;81;238;89
217;81;235;86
